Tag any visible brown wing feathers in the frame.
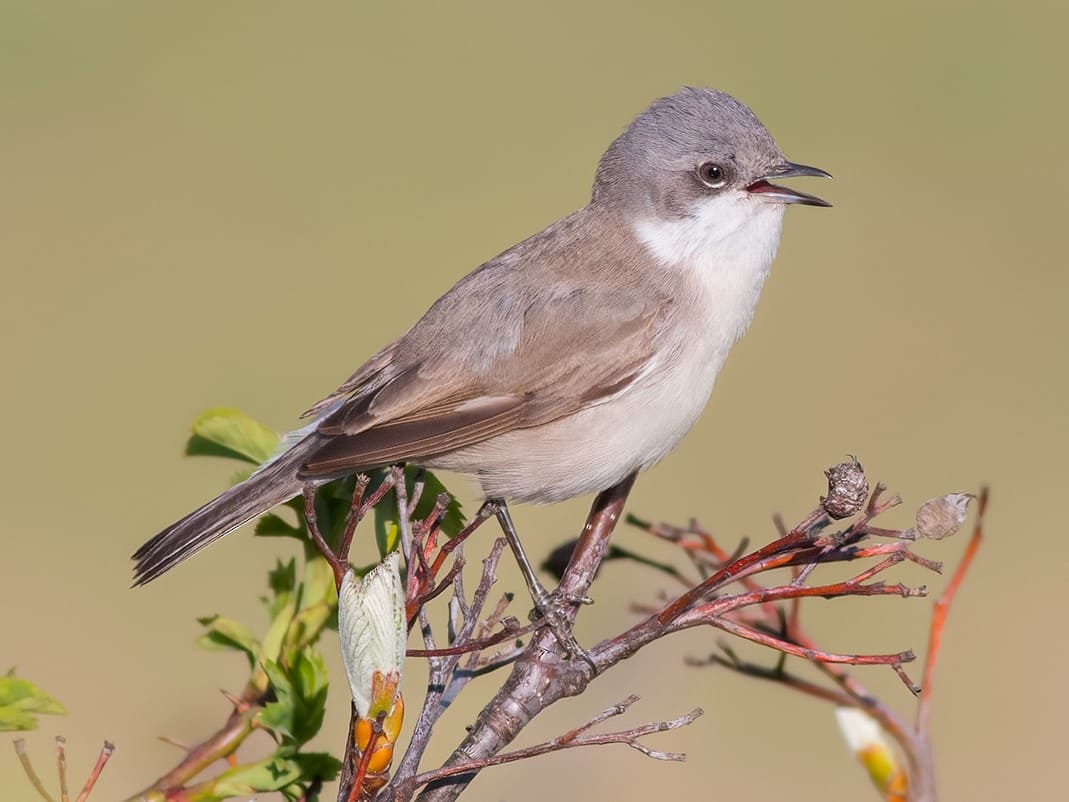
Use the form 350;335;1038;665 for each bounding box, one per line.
299;395;526;478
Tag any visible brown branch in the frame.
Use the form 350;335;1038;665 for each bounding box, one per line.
127;694;260;798
55;737;69;802
399;474;637;802
13;739;56;802
410;698;702;788
384;538;512;797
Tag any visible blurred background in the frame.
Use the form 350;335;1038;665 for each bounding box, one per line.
2;0;1065;799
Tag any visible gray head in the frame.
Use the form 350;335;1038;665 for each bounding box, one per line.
593;87;829;218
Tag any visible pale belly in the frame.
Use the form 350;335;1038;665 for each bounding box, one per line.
425;346;723;503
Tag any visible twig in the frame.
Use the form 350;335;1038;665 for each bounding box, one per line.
75;741;114;802
304;484;344;586
13;739;56;802
407;620;532;658
55;736;69;802
388;538;511;793
405;474;637;802
411;699;702;788
917;486;988;734
708;615;915;667
339;474;372;563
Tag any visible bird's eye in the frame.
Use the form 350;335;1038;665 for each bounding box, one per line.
697;162;728;188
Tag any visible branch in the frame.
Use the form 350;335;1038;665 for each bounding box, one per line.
410;697;702;788
398;474;637;802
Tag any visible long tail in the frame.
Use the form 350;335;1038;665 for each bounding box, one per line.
132;434;322;586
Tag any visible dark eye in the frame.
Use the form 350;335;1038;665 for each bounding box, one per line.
697;162;728;188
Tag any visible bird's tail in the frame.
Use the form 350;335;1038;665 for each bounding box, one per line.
132;434;321;586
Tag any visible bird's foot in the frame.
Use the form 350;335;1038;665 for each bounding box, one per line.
529;590;597;673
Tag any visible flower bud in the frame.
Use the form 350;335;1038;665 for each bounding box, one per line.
834;707;908;801
338;552;406;720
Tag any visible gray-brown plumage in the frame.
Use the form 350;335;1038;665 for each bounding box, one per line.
133;87;829;585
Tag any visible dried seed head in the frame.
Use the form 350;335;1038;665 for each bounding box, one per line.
914;492;973;540
821;457;869;519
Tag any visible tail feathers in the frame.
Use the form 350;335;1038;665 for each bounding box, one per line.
132;436;319;586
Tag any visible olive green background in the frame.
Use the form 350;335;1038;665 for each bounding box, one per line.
2;1;1064;799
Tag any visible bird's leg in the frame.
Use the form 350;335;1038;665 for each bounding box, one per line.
485;498;592;662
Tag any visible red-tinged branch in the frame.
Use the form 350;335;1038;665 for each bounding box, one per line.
917;486;988;735
74;741;114;802
406;619;534;658
409;698;702;789
707;615;915;667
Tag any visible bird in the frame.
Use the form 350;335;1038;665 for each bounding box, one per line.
133;86;830;612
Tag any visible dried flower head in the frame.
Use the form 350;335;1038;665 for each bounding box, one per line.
821;457;869;519
914;492;973;540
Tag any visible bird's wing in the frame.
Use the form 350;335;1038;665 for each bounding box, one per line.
297;269;664;478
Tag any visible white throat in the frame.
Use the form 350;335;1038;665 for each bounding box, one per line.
633;192;785;348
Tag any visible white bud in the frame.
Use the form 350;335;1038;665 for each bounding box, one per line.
338;552;406;718
915;492;973;540
835;707;888;755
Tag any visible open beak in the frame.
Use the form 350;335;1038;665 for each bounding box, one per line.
747;161;832;207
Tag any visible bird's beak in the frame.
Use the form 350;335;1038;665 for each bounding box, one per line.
746;161;832;207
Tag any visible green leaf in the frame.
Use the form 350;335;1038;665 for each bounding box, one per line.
185;408;280;465
268;558;297;597
0;675;66;731
0;707;40;731
255;512;303;539
196;615;260;667
375;515;400;558
210;751;341;800
291;752;343;783
210;754;302;797
260;595;296;666
259;652;330;748
300;555;337;611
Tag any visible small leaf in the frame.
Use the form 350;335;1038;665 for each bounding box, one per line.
185;408;280;465
196;615;260;666
0;707;40;731
259;652;330;747
0;675;66;731
211;750;341;800
256;512;303;540
210;754;302;797
376;517;401;556
268;558;297;596
300;555;337;611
